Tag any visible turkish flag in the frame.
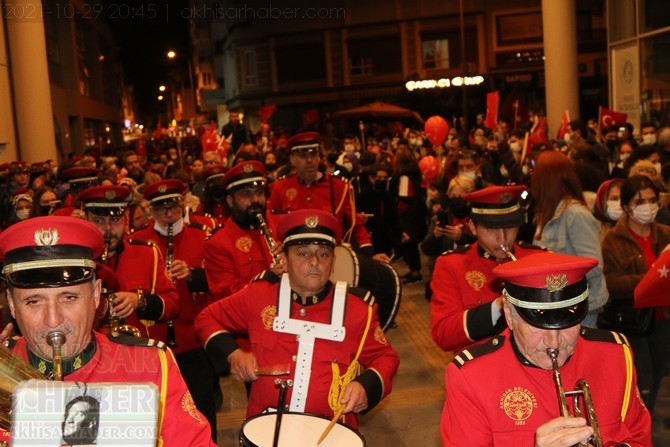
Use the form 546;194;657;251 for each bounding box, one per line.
303;108;320;126
634;249;670;307
528;117;547;146
557;110;571;139
598;106;628;130
484;91;499;131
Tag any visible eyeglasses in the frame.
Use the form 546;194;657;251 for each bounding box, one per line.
152;203;182;214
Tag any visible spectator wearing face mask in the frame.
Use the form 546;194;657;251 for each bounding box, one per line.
32;186;61;217
592;178;624;241
640;121;658;146
7;188;33;227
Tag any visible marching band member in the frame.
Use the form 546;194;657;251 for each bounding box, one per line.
0;216;214;446
195;209;399;428
441;252;651;446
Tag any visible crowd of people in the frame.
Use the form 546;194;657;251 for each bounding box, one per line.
0;108;668;445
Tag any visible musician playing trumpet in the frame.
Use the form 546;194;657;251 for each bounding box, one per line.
132;179;218;442
441;252;651;446
430;185;545;353
0;217;215;446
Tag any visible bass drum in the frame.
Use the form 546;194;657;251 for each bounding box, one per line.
240;412;365;447
331;244;401;331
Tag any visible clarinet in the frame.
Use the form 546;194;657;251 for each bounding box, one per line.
165;223;177;348
256;213;282;267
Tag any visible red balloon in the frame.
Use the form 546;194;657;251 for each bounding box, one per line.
424;115;449;146
419;155;441;188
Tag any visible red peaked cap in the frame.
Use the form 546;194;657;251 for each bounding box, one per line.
143;179;186;206
286;132;321;153
493;252;598;330
463;185;527;229
79;185;132;216
276;209;342;247
0;216;104;288
221;160;266;193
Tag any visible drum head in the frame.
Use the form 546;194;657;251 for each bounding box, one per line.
330;245;360;286
240;412;365;447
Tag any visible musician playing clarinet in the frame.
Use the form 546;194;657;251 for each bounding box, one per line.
132;179;218;442
195;209;399;429
0;217;215;446
441;252;651;446
203;160;286;300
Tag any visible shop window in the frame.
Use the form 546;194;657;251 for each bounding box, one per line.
423;39;450;69
241;50;257;87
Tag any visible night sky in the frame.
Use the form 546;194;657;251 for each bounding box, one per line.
103;0;191;123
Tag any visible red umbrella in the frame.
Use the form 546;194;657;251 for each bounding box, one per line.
333;101;424;124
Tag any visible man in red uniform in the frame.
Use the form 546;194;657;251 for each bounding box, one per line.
132;179;219;441
195;209;399;429
0;216;215;446
53;167;100;218
430;185;544;353
268;131;389;263
204;160;285;300
78;185;179;339
441;252;651;446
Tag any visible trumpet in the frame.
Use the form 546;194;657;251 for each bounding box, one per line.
256;213;282;267
546;348;603;447
46;331;65;381
499;243;517;261
104;288;141;338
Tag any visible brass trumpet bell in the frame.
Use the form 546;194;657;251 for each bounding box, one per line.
0;342;47;431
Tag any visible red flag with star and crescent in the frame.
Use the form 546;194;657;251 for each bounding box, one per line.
634;249;670;307
598;106;628;131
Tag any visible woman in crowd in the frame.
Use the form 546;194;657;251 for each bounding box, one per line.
600;174;670;412
592;178;625;241
530;150;609;328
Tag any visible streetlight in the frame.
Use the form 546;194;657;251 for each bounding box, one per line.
166;50;196;123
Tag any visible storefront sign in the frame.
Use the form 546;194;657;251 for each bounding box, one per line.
405;76;485;91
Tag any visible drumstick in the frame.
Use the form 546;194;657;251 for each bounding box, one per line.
316;406;346;445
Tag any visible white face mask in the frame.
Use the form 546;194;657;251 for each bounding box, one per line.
563;133;573;145
642;134;657;145
654;162;662;175
631;203;659;225
459;171;477;182
344;144;355;153
408;138;418;146
605;200;623;221
510;141;522;153
16;208;30;221
619;152;631;162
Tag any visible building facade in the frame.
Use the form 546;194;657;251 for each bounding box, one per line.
198;0;611;138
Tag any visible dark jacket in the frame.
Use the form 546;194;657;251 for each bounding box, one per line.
601;216;670;303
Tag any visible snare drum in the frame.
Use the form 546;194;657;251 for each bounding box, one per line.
240;412;365;447
330;244;402;331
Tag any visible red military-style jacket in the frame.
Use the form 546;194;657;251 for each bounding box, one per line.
430;241;544;353
441;328;652;446
103;238;180;340
195;273;399;429
268;173;372;249
2;332;215;447
204;215;279;300
133;221;213;354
